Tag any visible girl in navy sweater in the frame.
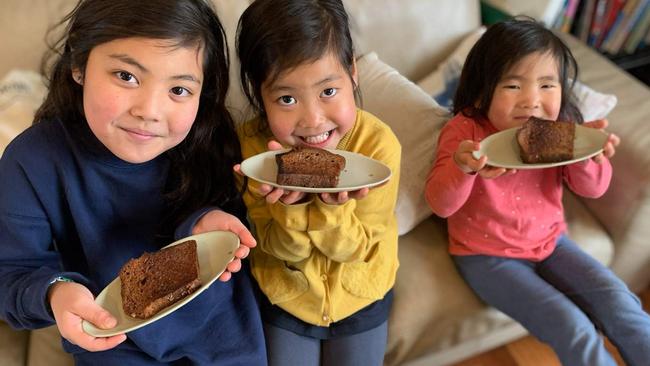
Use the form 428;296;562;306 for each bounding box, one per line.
0;0;266;364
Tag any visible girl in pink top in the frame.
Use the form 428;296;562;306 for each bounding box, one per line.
425;17;650;366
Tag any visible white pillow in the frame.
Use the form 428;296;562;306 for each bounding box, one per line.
0;70;46;156
357;52;451;235
417;27;618;122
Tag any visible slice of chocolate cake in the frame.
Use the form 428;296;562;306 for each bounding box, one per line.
516;117;575;164
119;240;201;319
276;146;346;188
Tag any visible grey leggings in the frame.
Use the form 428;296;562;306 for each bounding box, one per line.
263;321;388;366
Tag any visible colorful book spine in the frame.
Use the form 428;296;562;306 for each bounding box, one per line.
601;0;637;52
624;2;650;52
598;0;627;48
588;0;609;46
608;0;649;54
578;0;597;41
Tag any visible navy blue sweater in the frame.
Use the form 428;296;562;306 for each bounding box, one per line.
0;118;266;365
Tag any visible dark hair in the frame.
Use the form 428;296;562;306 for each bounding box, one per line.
236;0;358;126
453;17;583;123
36;0;244;232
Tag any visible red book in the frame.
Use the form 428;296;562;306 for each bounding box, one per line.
598;0;627;48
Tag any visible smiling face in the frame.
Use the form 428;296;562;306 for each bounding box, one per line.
78;37;204;163
260;51;358;149
487;51;562;131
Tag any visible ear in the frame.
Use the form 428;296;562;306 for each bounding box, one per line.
350;58;358;88
72;69;84;85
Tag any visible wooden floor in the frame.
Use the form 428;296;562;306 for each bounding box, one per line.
451;288;650;366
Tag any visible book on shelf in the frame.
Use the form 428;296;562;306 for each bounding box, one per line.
603;0;649;54
588;0;609;46
600;0;640;55
623;2;650;53
554;0;582;31
597;0;627;49
577;0;597;41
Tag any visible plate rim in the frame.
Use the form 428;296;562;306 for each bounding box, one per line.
81;230;239;337
240;148;392;193
474;124;608;170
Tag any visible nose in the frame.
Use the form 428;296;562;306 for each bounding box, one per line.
130;88;163;122
519;87;540;109
298;100;324;128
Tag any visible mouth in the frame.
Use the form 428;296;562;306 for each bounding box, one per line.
121;127;159;140
298;129;333;145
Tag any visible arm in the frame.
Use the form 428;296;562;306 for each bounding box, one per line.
0;146;125;351
563;158;612;198
424;119;478;218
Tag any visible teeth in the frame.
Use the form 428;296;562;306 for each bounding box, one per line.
302;131;330;144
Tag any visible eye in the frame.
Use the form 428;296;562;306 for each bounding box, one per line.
116;71;138;84
321;88;337;97
170;86;191;97
541;83;557;89
278;95;296;106
503;84;520;89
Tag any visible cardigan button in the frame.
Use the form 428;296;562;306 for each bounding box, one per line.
321;274;328;281
322;315;329;322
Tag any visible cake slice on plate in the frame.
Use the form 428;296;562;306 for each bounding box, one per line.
516;116;575;164
275;146;346;188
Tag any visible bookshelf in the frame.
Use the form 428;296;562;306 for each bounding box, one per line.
562;0;650;86
481;0;650;87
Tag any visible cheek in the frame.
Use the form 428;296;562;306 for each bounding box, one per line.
168;103;200;139
83;88;123;130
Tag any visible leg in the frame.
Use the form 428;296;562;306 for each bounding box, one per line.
539;236;650;366
321;321;388;366
453;254;616;366
263;322;320;366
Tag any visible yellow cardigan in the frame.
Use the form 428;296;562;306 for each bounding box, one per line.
239;109;401;326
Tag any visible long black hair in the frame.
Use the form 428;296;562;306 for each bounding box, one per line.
453;16;583;123
236;0;359;129
36;0;244;232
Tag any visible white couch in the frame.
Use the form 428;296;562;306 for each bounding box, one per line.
2;1;650;365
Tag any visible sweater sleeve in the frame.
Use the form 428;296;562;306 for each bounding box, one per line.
562;157;612;198
425;117;478;218
0;148;88;329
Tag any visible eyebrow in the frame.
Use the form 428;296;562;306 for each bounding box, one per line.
109;54;201;84
270;74;342;93
501;74;558;82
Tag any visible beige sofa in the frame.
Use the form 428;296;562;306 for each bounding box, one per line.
2;1;650;365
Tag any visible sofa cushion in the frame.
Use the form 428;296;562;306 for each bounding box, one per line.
344;0;481;81
416;27;618;122
357;52;450;235
0;70;47;155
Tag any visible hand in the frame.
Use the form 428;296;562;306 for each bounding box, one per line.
48;281;126;352
582;119;620;163
454;140;516;179
193;210;257;282
319;187;370;205
234;140;308;205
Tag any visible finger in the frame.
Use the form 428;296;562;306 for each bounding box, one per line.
226;258;242;273
319;193;335;205
74;302;118;330
349;187;370;200
227;223;257;249
79;334;127;352
234;245;250;259
337;191;349;204
265;188;284;204
218;271;232;282
592;153;604;163
280;190;304;205
233;164;243;176
583;119;608;130
608;133;620;147
267;140;284;151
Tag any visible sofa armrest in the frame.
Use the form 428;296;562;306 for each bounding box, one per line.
561;34;650;292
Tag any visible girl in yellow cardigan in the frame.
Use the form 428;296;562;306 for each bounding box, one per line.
234;1;401;365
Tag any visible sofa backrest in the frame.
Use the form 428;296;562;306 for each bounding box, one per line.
0;0;480;123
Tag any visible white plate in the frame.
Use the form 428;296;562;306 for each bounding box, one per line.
472;124;608;169
82;231;239;337
240;149;392;193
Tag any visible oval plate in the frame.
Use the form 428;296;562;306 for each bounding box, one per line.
240;149;392;193
473;124;609;169
82;231;239;337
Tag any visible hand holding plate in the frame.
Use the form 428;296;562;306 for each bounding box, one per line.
582;119;620;163
193;210;256;282
50;281;126;350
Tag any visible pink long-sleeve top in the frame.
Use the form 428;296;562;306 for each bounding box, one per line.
425;113;612;261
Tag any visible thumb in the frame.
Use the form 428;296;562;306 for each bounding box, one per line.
267;140;284;151
77;302;118;330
